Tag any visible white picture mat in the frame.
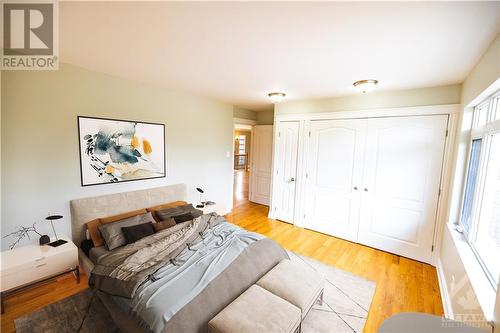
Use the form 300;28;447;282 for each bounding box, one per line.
78;117;165;186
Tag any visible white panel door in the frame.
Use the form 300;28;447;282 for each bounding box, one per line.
273;121;300;223
303;119;367;242
250;125;273;205
358;115;448;263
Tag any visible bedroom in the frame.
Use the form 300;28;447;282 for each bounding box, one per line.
1;1;499;333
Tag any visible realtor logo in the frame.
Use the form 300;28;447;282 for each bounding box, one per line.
2;0;59;70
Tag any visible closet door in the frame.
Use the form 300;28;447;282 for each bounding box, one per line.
303;119;367;242
272;121;300;223
358;115;448;263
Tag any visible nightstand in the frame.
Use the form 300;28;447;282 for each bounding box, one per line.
200;203;228;216
0;235;79;313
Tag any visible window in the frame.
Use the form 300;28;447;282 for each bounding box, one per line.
235;134;248;169
459;90;500;287
238;135;246;154
494;95;500;121
460;139;482;233
472;100;490;128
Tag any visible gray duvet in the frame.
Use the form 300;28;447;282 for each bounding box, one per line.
90;213;288;333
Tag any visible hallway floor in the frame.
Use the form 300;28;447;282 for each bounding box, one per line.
225;170;444;333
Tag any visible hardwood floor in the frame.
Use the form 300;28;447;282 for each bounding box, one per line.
0;170;443;333
0;272;89;333
225;170;444;333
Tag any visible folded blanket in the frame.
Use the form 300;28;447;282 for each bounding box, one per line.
131;220;266;332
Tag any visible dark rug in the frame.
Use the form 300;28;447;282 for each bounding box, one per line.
14;289;120;333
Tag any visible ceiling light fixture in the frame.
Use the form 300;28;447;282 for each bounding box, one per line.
268;92;286;103
353;79;378;93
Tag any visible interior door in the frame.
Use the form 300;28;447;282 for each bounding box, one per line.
250;125;273;205
303;119;367;242
358;115;448;263
272;121;300;223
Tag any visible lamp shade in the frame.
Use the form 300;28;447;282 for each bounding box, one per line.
353;79;378;93
45;214;67;247
46;215;63;221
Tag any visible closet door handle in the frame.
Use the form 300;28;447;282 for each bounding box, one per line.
364;188;368;192
288;177;295;183
353;186;358;190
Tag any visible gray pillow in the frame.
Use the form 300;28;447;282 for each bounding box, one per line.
98;212;155;250
156;204;203;221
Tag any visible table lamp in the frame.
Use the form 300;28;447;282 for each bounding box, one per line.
45;214;67;247
196;188;205;208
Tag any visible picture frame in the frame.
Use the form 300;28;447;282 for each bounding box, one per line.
77;116;166;186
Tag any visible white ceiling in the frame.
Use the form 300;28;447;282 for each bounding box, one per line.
60;2;500;111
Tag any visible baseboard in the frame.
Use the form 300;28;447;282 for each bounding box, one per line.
436;257;454;320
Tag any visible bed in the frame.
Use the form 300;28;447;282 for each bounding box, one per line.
70;184;288;333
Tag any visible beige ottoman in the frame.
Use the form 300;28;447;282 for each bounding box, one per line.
208;284;301;333
256;259;325;319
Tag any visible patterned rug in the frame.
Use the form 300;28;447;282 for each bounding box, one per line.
288;251;376;333
15;252;376;333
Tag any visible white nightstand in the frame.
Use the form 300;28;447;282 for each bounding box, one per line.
0;235;79;313
200;203;228;216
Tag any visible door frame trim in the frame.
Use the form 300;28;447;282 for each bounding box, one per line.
270;104;460;266
275;104;460;122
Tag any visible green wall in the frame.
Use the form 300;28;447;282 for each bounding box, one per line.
1;64;234;249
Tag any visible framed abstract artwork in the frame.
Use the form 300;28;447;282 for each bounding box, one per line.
78;116;166;186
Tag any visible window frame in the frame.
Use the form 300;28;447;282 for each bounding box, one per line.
458;90;500;289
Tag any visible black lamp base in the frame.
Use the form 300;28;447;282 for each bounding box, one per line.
39;235;50;245
48;239;68;247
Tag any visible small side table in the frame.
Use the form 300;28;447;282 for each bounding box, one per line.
0;235;79;313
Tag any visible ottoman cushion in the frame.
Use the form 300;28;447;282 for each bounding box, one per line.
208;284;301;333
256;259;324;318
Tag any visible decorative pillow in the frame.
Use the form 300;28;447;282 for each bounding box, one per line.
86;208;147;247
100;208;148;224
80;239;94;257
122;222;155;244
173;212;195;224
147;201;188;222
86;218;104;247
98;212;154;250
153;218;176;232
156;204;203;221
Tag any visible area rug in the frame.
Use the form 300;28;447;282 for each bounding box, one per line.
288;251;376;333
15;252;376;333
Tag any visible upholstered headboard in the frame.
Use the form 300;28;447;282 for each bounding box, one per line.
70;184;187;246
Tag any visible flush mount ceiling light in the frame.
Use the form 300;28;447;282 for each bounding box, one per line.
353;79;379;93
268;92;286;103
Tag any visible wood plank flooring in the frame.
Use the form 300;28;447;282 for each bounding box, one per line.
0;170;443;333
225;170;444;333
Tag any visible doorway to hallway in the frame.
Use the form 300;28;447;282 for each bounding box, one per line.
233;123;273;209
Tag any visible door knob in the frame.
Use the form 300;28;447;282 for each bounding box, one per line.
288;177;295;183
364;188;368;192
353;186;358;190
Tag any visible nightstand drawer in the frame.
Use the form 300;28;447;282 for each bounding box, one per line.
1;246;78;291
